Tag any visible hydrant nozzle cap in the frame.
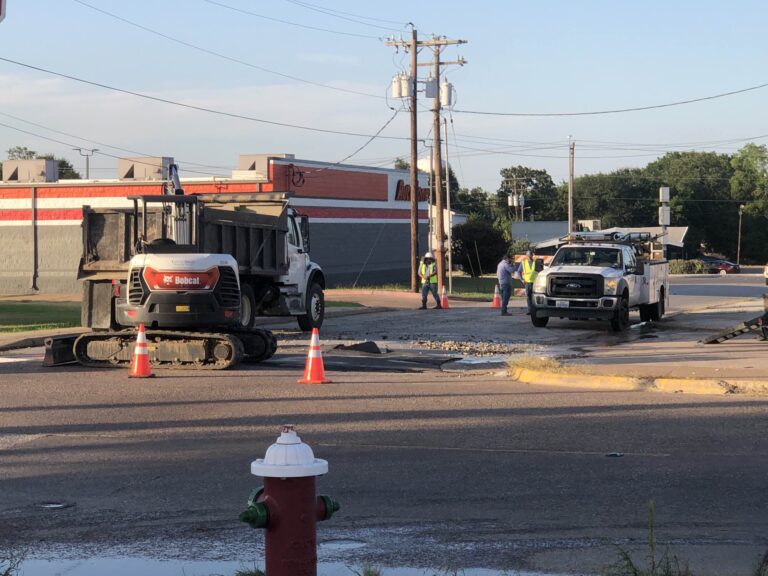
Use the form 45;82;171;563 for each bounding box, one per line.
251;426;329;478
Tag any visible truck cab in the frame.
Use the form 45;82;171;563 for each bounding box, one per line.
530;232;668;331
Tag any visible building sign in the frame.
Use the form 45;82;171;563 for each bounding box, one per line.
395;179;429;202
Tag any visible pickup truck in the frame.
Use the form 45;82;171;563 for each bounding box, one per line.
530;232;668;331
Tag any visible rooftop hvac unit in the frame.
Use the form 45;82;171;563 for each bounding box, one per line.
118;157;174;181
1;159;58;183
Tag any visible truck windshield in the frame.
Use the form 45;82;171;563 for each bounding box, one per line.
552;247;622;268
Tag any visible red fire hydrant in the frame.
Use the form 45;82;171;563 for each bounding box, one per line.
240;425;339;576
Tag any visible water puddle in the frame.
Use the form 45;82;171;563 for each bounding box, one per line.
19;557;561;576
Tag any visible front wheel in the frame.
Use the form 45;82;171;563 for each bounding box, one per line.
610;296;630;332
531;312;549;327
297;282;325;332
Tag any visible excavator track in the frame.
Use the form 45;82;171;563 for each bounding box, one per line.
232;327;278;363
73;329;251;370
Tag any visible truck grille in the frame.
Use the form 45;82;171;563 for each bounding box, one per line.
215;267;240;308
128;268;145;304
549;274;603;298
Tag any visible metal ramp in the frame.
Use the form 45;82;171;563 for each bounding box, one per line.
701;314;768;344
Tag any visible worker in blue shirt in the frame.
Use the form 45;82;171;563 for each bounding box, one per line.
496;254;517;316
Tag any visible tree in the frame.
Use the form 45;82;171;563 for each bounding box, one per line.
730;144;768;262
6;146;36;160
453;186;493;219
394;157;409;171
451;220;508;277
570;168;656;229
499;165;563;221
645;151;734;257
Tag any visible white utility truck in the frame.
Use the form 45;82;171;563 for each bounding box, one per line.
530;232;668;331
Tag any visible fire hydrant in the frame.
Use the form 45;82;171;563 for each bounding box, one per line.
240;425;339;576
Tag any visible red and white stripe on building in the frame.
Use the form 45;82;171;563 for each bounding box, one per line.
0;155;430;226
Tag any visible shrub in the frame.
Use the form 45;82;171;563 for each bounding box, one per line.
451;221;508;277
668;259;709;274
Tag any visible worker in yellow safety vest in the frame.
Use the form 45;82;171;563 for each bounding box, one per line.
419;251;441;309
518;249;538;315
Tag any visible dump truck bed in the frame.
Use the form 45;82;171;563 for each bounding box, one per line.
78;193;290;279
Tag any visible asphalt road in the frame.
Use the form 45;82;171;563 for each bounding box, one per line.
1;365;767;575
669;273;766;300
2;276;768;575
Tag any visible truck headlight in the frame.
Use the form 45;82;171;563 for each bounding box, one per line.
533;275;547;293
604;279;619;295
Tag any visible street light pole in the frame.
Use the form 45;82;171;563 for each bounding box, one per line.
737;204;745;265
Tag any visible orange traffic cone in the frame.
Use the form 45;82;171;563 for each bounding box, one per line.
491;285;501;308
129;324;155;378
298;328;331;384
440;286;450;309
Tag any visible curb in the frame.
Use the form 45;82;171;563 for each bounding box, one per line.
509;367;768;395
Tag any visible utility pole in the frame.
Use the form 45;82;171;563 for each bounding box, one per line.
73;147;98;179
568;138;575;233
737;204;745;265
443;116;452;294
386;29;421;292
386;33;466;292
420;37;465;292
408;28;419;292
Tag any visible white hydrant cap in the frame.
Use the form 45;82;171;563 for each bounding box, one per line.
250;425;329;478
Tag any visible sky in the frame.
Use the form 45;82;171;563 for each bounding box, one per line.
0;0;766;190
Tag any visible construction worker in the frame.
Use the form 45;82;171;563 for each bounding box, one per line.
419;251;441;309
518;249;538;315
496;254;517;316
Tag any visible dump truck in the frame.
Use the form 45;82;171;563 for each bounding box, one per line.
68;165;325;369
530;231;668;331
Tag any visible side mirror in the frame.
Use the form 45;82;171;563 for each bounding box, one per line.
299;214;310;253
625;265;636;275
634;262;645;275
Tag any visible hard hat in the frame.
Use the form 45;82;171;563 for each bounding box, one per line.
424;251;434;259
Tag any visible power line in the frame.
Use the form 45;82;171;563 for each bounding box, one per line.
454;81;768;117
304;109;400;177
0;118;230;177
203;0;381;40
0;110;234;171
74;0;385;100
0;56;410;141
284;0;407;32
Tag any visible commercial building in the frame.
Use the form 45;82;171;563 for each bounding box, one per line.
0;154;429;294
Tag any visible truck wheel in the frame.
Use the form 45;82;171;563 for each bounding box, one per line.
649;288;665;321
239;284;256;329
297;282;324;332
610;296;630;332
531;312;549;328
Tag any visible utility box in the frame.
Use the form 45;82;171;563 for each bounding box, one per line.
2;159;58;183
118;157;174;181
